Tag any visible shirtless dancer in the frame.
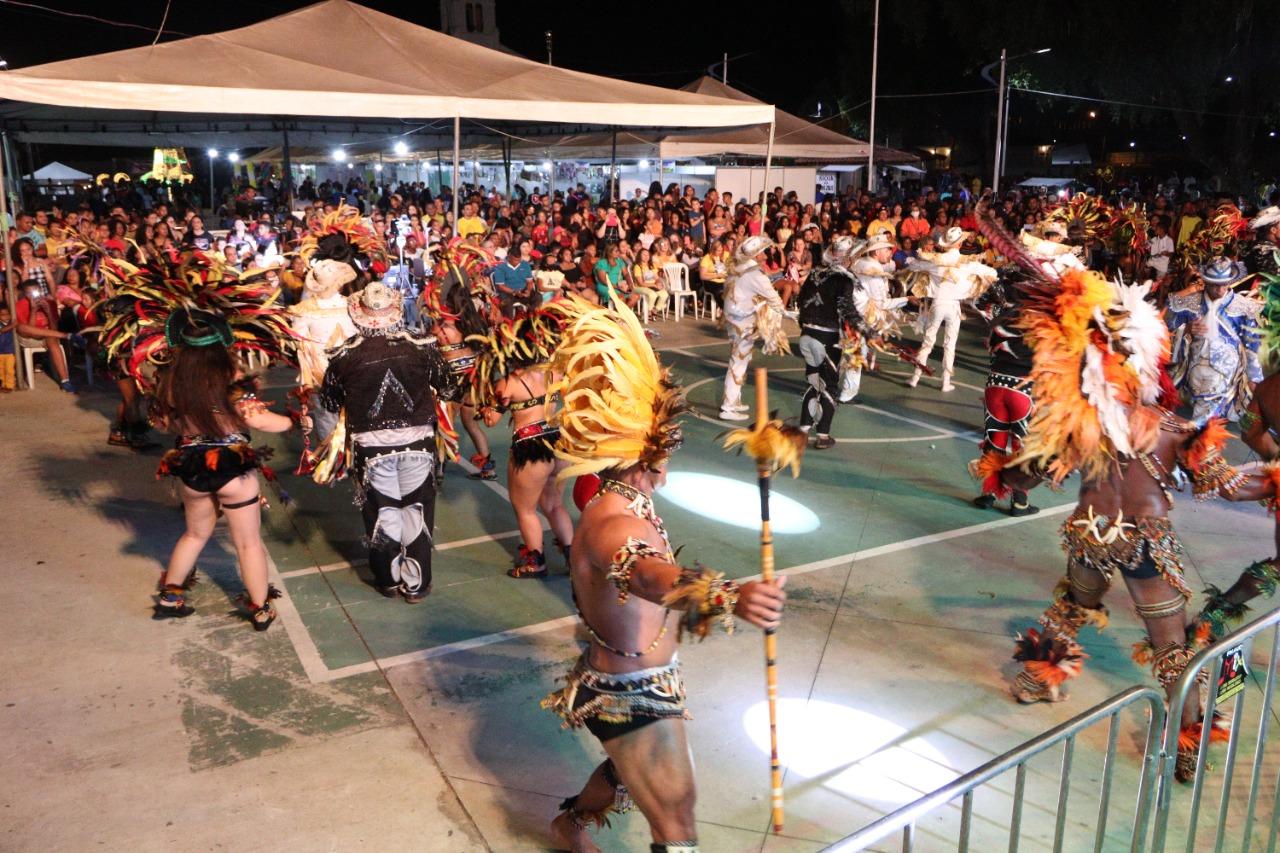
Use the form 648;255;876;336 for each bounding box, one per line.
542;295;786;852
979;213;1280;781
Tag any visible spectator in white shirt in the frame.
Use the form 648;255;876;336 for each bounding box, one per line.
1148;219;1174;279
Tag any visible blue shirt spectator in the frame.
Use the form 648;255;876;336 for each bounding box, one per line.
491;256;534;297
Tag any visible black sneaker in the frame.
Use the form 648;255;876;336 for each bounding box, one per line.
972;494;997;510
813;434;837;450
1009;502;1040;517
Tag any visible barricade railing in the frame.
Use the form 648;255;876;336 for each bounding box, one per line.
822;685;1167;853
1151;605;1280;853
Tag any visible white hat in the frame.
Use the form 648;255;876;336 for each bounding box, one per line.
858;232;896;255
824;235;860;266
1041;220;1068;239
1251;205;1280;230
348;282;403;330
735;234;774;266
938;226;968;249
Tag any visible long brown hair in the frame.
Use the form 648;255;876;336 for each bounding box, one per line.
156;343;242;437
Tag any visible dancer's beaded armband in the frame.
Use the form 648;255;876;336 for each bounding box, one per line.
662;567;741;641
608;538;668;604
1181;420;1247;499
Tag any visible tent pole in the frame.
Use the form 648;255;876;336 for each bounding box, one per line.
761;121;774;230
0;130;22;390
609;129;617;204
435;148;443;196
503;137;511;201
281;125;293;212
452;115;461;228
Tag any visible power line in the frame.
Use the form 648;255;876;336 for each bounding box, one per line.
151;0;173;46
1012;86;1272;121
0;0;191;37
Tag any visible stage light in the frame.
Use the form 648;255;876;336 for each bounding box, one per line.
1271;132;1278;138
1181;135;1188;141
542;161;553;170
639;159;651;169
375;163;383;172
1129;141;1136;148
347;163;354;170
394;141;409;156
1225;75;1234;83
333;148;347;162
207;148;218;158
227;152;240;163
657;472;819;534
744;699;955;803
1088;110;1097;119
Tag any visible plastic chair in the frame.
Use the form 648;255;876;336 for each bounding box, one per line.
18;336;47;389
701;287;721;322
663;263;696;322
19;337;94;388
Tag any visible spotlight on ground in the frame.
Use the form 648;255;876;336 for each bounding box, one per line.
744;699;955;803
658;472;819;533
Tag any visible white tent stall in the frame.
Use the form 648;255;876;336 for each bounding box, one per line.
0;0;775;387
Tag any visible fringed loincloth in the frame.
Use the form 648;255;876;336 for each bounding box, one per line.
542;655;689;742
1061;509;1192;600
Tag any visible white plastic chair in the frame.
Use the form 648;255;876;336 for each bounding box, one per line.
662;263;696;322
18;336;47;389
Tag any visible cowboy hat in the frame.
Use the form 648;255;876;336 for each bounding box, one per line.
348;281;403;330
1199;257;1248;287
733;235;774;271
1250;205;1280;231
937;226;968;249
857;232;896;255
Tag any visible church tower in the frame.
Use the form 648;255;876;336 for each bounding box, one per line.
439;0;504;52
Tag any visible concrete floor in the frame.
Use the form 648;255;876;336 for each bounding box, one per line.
1;313;1275;852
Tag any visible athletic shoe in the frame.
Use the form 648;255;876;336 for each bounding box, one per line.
906;369;922;388
813;434;837;450
58;380;77;394
1009;502;1040;517
719;409;749;421
972;494;997;510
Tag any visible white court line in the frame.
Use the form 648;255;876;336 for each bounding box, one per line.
266;552;334;684
277;527;527;579
304;503;1074;683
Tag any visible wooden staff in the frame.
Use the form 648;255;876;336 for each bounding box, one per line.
753;368;785;834
722;367;805;834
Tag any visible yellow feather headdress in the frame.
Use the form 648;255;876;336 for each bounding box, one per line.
549;292;688;481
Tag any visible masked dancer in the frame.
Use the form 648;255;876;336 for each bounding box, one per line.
720;235;790;421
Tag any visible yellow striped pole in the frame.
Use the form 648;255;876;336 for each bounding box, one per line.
753;367;784;834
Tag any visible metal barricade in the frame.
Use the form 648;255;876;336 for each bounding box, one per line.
1151;605;1280;853
823;686;1167;853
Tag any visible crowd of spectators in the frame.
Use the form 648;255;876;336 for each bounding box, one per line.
4;167;1278;396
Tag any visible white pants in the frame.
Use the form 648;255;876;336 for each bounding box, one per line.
838;340;868;401
916;300;962;377
722;323;756;409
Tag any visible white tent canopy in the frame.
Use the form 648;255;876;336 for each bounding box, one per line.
1017;177;1075;188
23;161;92;181
513;77;915;164
0;1;771;128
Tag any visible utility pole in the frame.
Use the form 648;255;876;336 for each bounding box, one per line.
866;0;880;193
545;30;553;65
993;48;1007;196
722;52;728;84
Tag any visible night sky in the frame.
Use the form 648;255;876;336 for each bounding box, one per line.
0;0;845;114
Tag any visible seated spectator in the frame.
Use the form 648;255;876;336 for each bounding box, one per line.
14;280;82;392
699;239;730;305
491;239;535;306
631;246;669;315
593;241;637;310
8;238;55;298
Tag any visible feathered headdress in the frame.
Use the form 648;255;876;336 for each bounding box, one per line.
465;304;565;408
299;205;387;270
1176;204;1250;272
93;253;298;387
976;203;1172;485
550;292;687;479
1045;193;1112;242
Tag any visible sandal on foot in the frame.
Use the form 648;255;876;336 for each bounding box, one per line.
240;585;282;632
508;546;548;579
153;584;195;619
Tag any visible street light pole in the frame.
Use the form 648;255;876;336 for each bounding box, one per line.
866;0;880;193
992;48;1007;197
